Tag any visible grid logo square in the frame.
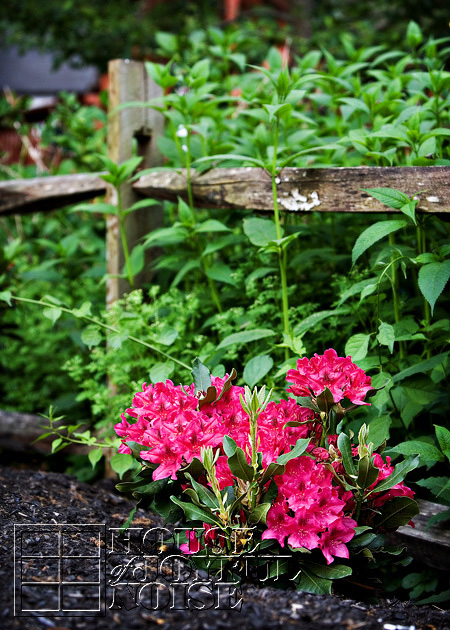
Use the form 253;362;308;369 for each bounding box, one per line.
14;523;106;617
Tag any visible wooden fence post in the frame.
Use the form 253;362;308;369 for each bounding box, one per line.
106;59;164;306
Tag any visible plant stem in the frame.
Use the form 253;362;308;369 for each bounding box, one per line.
117;187;134;289
271;120;290;358
185;129;222;313
417;221;431;358
185;131;196;222
388;232;404;359
418;224;431;327
11;296;191;371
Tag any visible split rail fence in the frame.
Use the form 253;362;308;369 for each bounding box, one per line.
1;59;450;562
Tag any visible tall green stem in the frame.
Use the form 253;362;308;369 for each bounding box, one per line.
388;232;404;359
117;187;134;289
185;130;222;313
271;120;290;358
417;222;431;358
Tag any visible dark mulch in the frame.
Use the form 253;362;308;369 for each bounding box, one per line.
1;465;449;630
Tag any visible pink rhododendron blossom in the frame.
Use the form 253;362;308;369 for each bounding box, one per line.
180;530;203;554
116;351;415;569
319;517;357;564
263;456;355;563
118;442;131;455
286;348;372;405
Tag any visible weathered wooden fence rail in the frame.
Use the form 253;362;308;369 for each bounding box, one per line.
2;165;450;216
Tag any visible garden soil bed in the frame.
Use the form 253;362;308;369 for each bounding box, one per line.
1;465;449;630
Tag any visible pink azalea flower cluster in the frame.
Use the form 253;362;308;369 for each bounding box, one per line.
262;456;357;564
286;348;372;405
116;349;413;566
115;375;314;481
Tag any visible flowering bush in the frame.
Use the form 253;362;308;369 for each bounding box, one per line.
115;350;419;593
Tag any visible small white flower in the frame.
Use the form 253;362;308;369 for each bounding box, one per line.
176;125;188;138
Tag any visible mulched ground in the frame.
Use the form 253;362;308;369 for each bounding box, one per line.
1;465;449;630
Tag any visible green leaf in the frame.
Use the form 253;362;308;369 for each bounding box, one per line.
205;262;235;285
110;453;134;479
427;509;450;528
125;244;144;277
352;220;407;264
0;290;12;306
132;478;169;497
259;462;285;485
184;474;219;509
191;357;211;394
373;496;419;529
155;31;178;53
337;433;357;477
119;505;137;535
294;396;320;412
177;197;194;224
149;361;174;383
88;448;103;469
190;58;210;82
243;217;281;247
388;441;444;469
228;447;254;482
43;307;62;326
223;435;238;458
195;219;231;233
72;202;117;215
179;457;206;479
72;301;92;318
377;321;395;353
217;328;276;350
345;333;371;362
370;456;419;493
361;187;410;210
316;387;334;413
117;156;144;182
108;331;128;350
416;476;450;501
51;438;63;453
294;308;349;336
81;326;102;349
418;261;450;315
406;20;423;47
262;102;292;122
169;496;221;526
306;561;352;580
399;201;417;225
124;198;159;215
243;355;274;389
248;503;271;525
297;567;332;595
435;425;450;458
368;416;391;448
154;326;178;346
392;352;449;382
277;438;310;465
171;259;202;288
